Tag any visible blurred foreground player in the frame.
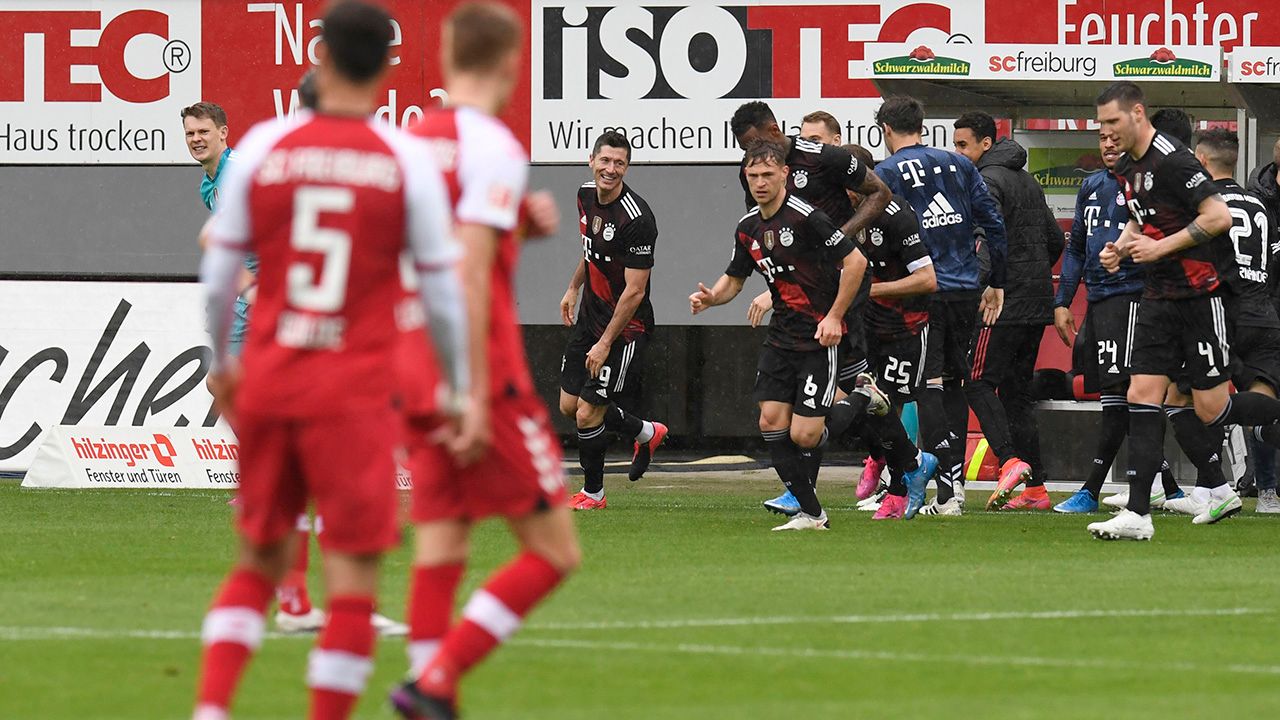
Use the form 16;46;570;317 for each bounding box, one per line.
559;131;667;510
392;5;581;719
194;3;469;719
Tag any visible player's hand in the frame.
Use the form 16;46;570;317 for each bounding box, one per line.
1053;306;1077;347
585;341;610;378
815;315;843;347
448;395;492;467
979;287;1004;327
1126;234;1163;264
206;360;242;429
690;282;715;315
523;191;560;239
560;287;578;326
1099;242;1122;272
747;291;771;328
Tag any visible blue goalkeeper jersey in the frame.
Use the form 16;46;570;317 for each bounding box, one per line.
199;147;235;211
1055;169;1143;306
875;144;1006;293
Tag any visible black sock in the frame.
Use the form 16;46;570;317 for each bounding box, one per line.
1167;406;1227;489
942;379;969;489
828;394;870;439
868;412;919;472
859;422;885;461
965;377;1017;463
764;428;823;517
800;428;828;489
1214;392;1280;426
602;402;644;439
918;384;956;503
1083;396;1129;499
886;467;907;497
577;423;609;494
1157;459;1181;496
1125;403;1164;515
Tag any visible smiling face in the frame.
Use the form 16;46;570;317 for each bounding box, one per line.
184;115;227;165
1098;130;1121;170
590;144;630;195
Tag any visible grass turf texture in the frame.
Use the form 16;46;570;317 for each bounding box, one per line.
3;472;1280;719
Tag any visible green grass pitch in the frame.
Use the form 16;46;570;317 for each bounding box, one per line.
4;471;1280;719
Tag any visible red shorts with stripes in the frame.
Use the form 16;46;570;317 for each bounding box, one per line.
407;395;566;522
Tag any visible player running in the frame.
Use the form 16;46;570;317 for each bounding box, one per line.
1085;82;1280;540
193;4;468;718
559;131;667;510
391;5;580;719
874;96;1008;513
951;111;1065;511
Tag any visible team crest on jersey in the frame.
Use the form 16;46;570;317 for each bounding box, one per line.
870;228;884;246
1116;192;1125;206
792;170;809;188
764;230;775;250
780;228;794;247
1144;173;1153;191
603;222;616;241
592;216;602;234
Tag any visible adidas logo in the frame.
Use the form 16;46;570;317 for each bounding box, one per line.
920;192;964;229
803;398;817;409
751;240;760;251
936;439;950;449
1108;364;1120;374
1207;367;1220;377
1088;192;1097;200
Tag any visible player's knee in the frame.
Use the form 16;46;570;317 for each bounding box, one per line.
758;414;785;434
558;394;578;418
575;401;605;428
1194;400;1224;425
791;425;824;449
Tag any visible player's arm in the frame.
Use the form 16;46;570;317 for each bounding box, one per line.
967;161;1007;325
1054;187;1091;345
1043;203;1066;265
586;217;656;377
1126;155;1232;264
828;144;890;237
815;217;867;347
690;274;746;314
560;257;586;326
869;205;935;300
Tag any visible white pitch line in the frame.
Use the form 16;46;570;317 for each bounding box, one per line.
509;636;1280;677
525;606;1265;632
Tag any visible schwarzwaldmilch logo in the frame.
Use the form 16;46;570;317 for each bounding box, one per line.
873;45;971;76
1114;47;1213;78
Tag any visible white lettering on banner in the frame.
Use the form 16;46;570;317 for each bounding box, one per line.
23;426;243;489
0;282;223;473
1059;0;1258;48
0;0;201;163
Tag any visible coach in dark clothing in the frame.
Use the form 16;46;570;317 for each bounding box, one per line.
1248;137;1280;226
952;112;1065;509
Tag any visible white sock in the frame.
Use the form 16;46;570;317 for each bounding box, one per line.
636;421;655;443
1191;486;1212;502
1209;483;1236;499
582;488;605;501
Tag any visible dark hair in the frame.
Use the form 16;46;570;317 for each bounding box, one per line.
1152;108;1194;146
592;130;631;162
844;144;876;173
875;96;924;135
1194;127;1239;169
1095;81;1144;110
321;0;394;83
447;1;522;72
802;110;840;137
730;101;776;139
297;69;319;111
180;101;227;127
742;137;788;169
954;111;997;142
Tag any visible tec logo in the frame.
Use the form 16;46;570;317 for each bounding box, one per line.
0;8;189;102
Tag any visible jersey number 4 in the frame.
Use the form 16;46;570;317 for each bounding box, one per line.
288;186;354;313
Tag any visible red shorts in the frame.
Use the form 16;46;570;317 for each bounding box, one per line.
236;408;401;554
408;396;566;523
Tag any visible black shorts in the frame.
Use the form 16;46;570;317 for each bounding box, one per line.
559;325;648;407
1081;294;1141;393
867;331;928;404
1232;324;1280;394
923;293;980;381
1129;295;1232;391
753;343;842;417
837;307;870;391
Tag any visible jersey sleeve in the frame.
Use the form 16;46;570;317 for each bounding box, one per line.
1166;149;1220;210
885;202;930;273
1057;182;1090;307
456;134;528;230
725;229;755;278
822;143;868;191
807;208;854;261
621;215;657;269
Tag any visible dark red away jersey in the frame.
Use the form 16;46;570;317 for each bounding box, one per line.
575;181;657;342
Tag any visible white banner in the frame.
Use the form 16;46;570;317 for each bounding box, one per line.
0;281;218;473
1227;47;1280;82
865;43;1222;82
23;424;240;489
0;1;202;163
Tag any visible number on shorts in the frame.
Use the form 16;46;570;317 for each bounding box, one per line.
598;365;612;384
1197;341;1218;370
884;357;912;386
1097;339;1118;367
518;416;563;493
803;374;819;398
288;186;354;313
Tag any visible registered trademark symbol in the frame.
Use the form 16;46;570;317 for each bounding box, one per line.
163;40;191;73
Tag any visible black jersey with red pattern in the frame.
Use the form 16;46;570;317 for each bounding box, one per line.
1218;178;1280;329
860;195;932;339
576;181;657;342
727;192;859;352
739;136;867;228
1115;130;1226;300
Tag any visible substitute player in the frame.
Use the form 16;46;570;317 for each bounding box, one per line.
392;5;580;719
193;4;468;718
1085;82;1280;540
559;130;667;510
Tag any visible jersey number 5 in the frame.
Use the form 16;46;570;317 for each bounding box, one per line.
289;186;354;313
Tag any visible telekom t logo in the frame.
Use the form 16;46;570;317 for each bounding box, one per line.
898;158;927;188
0;10;182;103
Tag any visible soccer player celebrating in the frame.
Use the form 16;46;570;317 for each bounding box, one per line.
691;138;872;531
1085;82;1280;539
193;3;468;718
874;96;1008;512
951;111;1065;511
391;5;581;719
559;131;667;510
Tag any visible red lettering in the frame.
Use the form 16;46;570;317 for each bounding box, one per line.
747;5;879;99
98;10;169;102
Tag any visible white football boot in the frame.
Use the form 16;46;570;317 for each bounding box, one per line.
772;511;830;531
1163;492;1209;516
275;607;326;633
372;613;409;636
1088;510;1155;541
917;497;963;516
1192;489;1243;525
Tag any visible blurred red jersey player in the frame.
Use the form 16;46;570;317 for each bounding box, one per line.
391;4;581;720
192;3;469;719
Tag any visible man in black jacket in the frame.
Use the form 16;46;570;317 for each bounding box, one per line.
1248;137;1280;226
952;112;1065;510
